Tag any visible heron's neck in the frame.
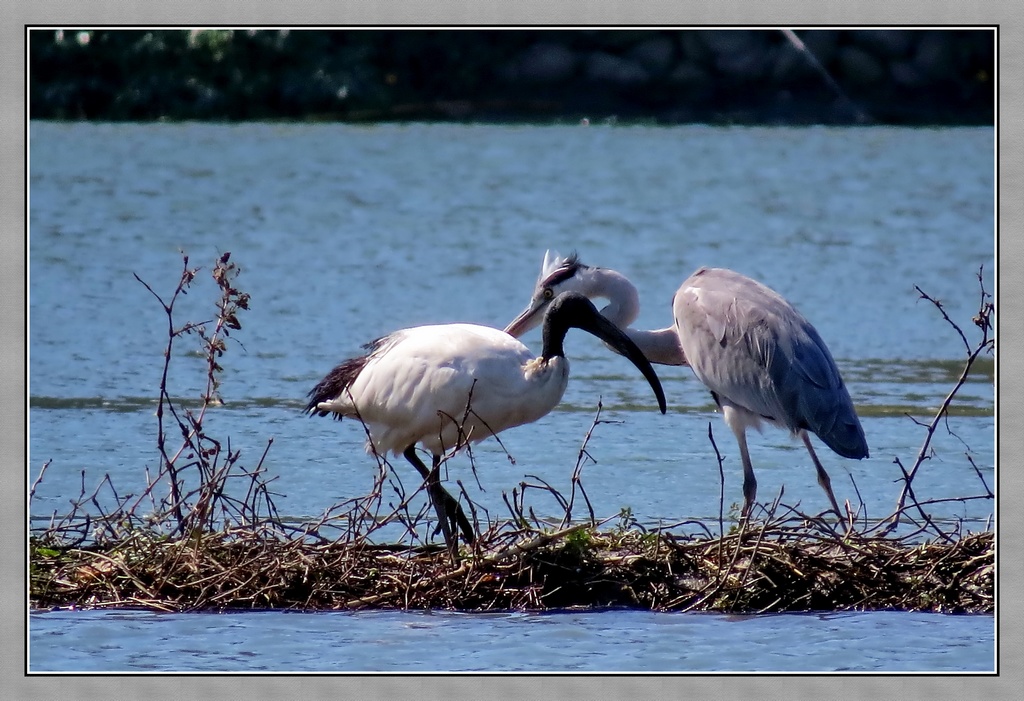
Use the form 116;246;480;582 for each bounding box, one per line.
579;267;641;328
622;327;687;366
580;267;686;366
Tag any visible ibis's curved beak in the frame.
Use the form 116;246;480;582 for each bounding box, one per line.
578;307;667;415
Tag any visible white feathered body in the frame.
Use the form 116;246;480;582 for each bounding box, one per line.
312;323;570;457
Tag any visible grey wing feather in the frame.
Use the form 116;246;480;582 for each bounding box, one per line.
675;268;868;459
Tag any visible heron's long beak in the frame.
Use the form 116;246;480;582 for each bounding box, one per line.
577;308;667;415
504;299;548;339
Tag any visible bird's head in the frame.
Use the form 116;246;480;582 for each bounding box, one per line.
540;291;667;415
504;250;589;338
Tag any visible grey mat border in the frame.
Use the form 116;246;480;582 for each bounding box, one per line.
9;3;1017;700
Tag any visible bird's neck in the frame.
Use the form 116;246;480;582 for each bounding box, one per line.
541;320;567;360
578;267;641;328
622;327;687;366
580;267;687;367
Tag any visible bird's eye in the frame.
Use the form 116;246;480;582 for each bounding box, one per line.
542;288;554;300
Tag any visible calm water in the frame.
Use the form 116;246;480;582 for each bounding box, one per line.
29;608;994;672
28;122;995;672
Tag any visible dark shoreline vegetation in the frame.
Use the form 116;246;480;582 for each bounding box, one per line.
29;253;995;614
29;29;994;125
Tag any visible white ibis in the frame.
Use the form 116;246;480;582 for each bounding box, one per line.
307;291;667;555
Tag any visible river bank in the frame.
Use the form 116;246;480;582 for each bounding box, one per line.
29;28;994;125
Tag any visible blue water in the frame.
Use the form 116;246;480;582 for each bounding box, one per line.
29;608;994;672
28;122;995;672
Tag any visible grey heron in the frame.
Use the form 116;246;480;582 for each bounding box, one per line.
504;251;868;519
307;291;667;556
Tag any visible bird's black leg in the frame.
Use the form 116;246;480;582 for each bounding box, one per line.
426;462;457;560
429;455;475;546
402;447;475;551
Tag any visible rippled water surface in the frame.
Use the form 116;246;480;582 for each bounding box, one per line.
29;608;994;673
28;122;995;672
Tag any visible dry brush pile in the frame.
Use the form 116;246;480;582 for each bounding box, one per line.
29;253;995;614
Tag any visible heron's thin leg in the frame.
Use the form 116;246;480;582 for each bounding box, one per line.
734;428;757;520
800;430;843;517
720;405;758;521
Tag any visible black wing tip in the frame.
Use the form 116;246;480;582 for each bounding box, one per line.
305;353;372;417
848;443;870;460
303;398;345;421
830;424;869;460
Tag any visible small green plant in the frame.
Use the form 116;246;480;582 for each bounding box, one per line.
563;527;595;558
615;506;638;533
